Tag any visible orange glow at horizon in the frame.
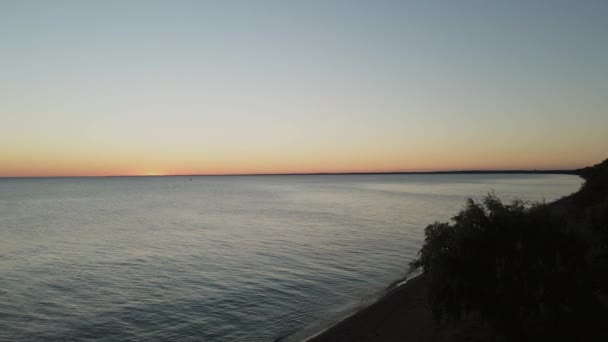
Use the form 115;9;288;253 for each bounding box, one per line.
1;144;600;177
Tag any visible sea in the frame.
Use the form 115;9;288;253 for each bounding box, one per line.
0;174;582;341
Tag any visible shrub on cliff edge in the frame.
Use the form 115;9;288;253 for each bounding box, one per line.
410;194;595;340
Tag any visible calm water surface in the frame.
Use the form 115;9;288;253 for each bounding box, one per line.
0;174;582;341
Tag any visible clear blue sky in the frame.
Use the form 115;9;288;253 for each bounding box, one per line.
1;0;607;176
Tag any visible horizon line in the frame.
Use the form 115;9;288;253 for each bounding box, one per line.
0;168;582;179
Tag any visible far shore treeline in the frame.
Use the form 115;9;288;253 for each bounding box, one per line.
411;159;608;341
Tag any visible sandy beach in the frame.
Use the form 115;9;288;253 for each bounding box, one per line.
307;274;490;342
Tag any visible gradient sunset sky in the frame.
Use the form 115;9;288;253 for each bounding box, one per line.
1;1;607;177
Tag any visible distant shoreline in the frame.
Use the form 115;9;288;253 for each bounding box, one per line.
0;169;581;179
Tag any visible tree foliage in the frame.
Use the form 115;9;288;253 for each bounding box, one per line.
410;194;596;339
577;159;608;293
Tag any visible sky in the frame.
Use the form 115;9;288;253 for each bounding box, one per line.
1;0;607;176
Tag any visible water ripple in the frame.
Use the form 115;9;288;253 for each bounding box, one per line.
0;174;582;341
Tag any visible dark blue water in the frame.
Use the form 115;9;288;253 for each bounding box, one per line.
0;174;582;341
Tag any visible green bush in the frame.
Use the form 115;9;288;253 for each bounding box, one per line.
410;194;595;339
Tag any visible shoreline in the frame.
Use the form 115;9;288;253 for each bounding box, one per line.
304;173;587;342
302;272;422;342
304;272;490;342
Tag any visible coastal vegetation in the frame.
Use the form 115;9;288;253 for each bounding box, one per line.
411;159;608;340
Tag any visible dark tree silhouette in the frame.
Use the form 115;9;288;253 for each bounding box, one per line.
410;194;597;340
